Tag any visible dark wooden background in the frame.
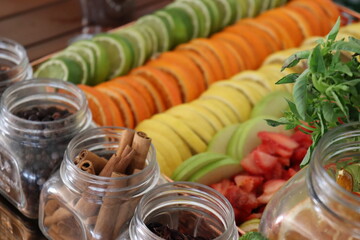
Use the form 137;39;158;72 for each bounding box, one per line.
0;0;173;62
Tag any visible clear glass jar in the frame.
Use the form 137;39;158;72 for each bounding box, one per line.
0;78;92;218
0;38;32;95
260;122;360;240
39;127;160;240
121;181;239;240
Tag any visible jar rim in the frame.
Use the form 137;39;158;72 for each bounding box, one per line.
0;37;30;84
0;78;91;138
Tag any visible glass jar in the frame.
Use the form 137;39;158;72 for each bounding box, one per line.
260;122;360;240
0;38;32;95
39;127;160;240
0;195;46;240
122;181;239;240
0;78;92;218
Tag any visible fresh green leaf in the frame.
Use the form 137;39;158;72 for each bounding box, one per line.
335;62;352;76
276;73;299;84
349;36;360;46
265;119;287;127
322;101;336;123
239;232;268;240
331;41;360;54
293;69;309;120
309;45;326;74
300;147;312;167
343;79;360;86
325;17;341;42
281;50;310;71
286;99;300;119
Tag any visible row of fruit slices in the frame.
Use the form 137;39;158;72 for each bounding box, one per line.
78;0;339;131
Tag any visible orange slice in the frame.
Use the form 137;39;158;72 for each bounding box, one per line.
155;51;206;92
128;75;167;113
259;9;305;46
211;32;257;70
77;84;123;126
190;38;238;79
96;81;151;126
131;66;182;108
113;76;156;115
176;42;225;80
288;0;332;35
96;85;134;128
147;58;201;102
177;49;217;87
284;5;322;36
312;0;340;23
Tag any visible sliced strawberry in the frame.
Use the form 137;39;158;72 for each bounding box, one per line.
258;131;299;150
234;175;264;193
282;168;297;180
241;151;263;175
263;162;283;180
257;179;286;204
210;178;234;196
278;157;290;167
291;147;308;166
291;130;312;148
253;149;278;171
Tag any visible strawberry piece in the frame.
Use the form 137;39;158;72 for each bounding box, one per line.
291;147;308;166
282;168;297;180
234;175;264;193
209;178;234;196
291;130;312;148
258;131;299;151
253;149;278;171
278;157;290;167
257;179;286;204
241;151;263;175
263;162;283;180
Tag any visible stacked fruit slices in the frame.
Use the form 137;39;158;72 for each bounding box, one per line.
34;0;290;85
78;0;339;128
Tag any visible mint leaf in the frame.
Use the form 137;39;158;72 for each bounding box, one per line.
325;17;341;42
239;232;268;240
276;73;299;84
293;69;309;120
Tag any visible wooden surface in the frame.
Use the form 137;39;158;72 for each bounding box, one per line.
1;0;173;61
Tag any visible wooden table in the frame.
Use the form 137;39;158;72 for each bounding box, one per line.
1;0;173;62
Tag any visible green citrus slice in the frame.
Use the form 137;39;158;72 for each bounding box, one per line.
73;39;110;84
235;0;249;21
35;57;82;84
200;0;222;34
162;7;194;44
93;33;134;78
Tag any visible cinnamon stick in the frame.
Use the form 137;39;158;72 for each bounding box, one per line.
44;207;73;226
128;131;152;172
77;160;96;175
93;172;128;239
99;129;135;177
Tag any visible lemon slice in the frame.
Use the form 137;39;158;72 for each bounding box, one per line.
93;33;134;78
35;57;82;84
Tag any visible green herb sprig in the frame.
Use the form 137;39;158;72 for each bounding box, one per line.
267;18;360;167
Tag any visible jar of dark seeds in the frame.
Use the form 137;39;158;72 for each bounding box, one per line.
0;38;32;95
121;182;239;240
0;78;92;218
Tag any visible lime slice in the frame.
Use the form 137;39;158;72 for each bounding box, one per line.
213;0;232;28
247;0;263;17
136;14;172;53
66;44;96;85
234;0;249;21
73;39;110;84
269;0;283;8
35;57;82;84
167;2;200;39
114;26;147;68
154;10;176;50
225;0;238;25
200;0;221;34
93;33;134;79
52;50;89;84
161;7;193;45
176;0;211;37
261;0;272;12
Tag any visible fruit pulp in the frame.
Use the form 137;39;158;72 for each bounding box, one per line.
267;198;359;240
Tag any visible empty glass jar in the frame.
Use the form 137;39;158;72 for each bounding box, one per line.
260;122;360;240
0;78;92;218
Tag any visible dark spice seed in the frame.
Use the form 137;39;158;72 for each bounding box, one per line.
146;222;209;240
15;106;73;122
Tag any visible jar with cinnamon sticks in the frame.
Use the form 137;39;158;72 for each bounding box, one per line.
38;127;160;240
0;78;92;219
120;182;239;240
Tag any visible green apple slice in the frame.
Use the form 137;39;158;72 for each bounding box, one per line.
227;115;289;161
189;158;242;185
171;152;229;181
250;90;292;119
207;123;241;154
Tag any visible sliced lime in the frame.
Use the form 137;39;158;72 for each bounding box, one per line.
269;0;283;8
93;33;134;79
73;39;110;84
167;2;200;39
247;0;263;17
261;0;272;12
35;57;82;84
225;0;238;25
161;7;193;45
200;0;222;34
52;50;89;84
136;14;172;53
154;9;177;49
213;0;232;28
114;26;147;68
66;44;96;85
234;0;249;21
